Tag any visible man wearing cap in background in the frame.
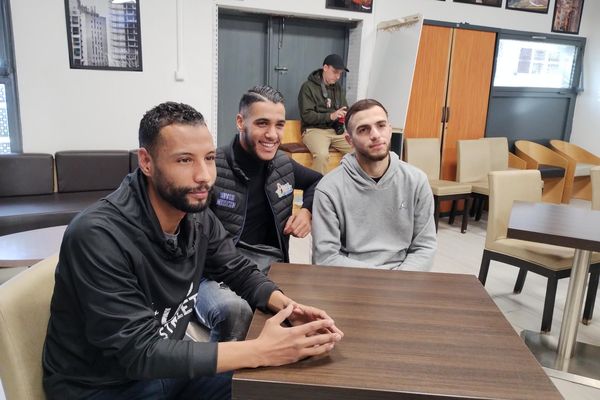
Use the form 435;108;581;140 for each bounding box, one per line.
298;54;353;174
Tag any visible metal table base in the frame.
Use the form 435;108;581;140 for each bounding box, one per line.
521;330;600;388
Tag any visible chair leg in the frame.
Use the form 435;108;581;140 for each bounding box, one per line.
583;270;600;325
433;195;440;233
448;200;457;225
470;197;478;218
513;268;528;294
478;250;491;285
541;277;558;333
475;196;486;221
461;197;471;234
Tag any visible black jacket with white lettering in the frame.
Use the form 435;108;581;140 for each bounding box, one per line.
42;169;278;399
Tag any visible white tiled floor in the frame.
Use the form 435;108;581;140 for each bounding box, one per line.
2;202;599;399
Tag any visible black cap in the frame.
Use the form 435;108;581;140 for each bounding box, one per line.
323;54;349;72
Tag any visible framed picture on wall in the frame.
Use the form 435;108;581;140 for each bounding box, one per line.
552;0;585;35
506;0;549;14
325;0;373;14
453;0;501;7
64;0;143;71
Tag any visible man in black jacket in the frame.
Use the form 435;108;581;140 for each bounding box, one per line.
42;102;342;400
195;86;323;342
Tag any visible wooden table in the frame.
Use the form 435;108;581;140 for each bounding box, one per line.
0;225;66;268
507;201;600;385
233;264;561;400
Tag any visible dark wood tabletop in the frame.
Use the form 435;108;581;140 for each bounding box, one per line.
507;201;600;251
233;263;562;400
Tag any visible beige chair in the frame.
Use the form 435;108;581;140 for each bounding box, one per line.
549;140;600;202
514;140;569;204
404;138;472;233
457;139;491;221
482;137;527;170
584;166;600;323
0;254;58;400
478;170;600;333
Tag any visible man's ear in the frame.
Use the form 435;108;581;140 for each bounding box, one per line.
138;148;153;177
235;113;244;133
344;132;353;148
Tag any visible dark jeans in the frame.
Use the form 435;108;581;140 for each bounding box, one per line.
86;373;232;400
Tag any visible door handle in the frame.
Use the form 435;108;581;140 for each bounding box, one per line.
274;66;288;72
441;106;446;123
446;106;450;123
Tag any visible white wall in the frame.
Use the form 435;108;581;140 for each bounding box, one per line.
11;0;599;153
11;0;373;153
570;0;600;154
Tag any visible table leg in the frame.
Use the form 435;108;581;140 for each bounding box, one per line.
556;249;591;369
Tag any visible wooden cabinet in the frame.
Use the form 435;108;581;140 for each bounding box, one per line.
405;25;496;181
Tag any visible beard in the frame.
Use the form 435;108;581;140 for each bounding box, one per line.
357;141;391;162
154;168;213;213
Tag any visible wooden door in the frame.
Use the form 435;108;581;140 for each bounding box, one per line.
441;29;496;181
404;25;452;141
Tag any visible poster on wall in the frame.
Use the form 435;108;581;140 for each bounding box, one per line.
64;0;143;71
453;0;501;7
454;0;502;7
552;0;585;35
325;0;373;14
506;0;550;14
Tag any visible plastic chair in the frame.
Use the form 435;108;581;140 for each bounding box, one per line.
514;140;569;204
549;140;600;202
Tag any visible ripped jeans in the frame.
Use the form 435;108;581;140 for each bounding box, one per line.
194;244;283;342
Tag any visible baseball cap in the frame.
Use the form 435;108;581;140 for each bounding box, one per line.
323;54;349;72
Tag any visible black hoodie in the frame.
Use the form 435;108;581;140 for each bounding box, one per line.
42;170;278;399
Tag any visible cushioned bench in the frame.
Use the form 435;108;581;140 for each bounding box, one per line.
0;151;132;236
279;120;342;173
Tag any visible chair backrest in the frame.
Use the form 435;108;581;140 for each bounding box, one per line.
514;140;569;170
0;255;58;400
55;150;129;193
129;149;139;173
487;170;543;246
550;140;600;165
0;154;54;197
482;137;509;171
457;139;491;183
282;120;302;144
592;166;600;211
404;138;440;180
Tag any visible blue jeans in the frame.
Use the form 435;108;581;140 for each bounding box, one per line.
195;279;253;342
86;372;232;400
195;245;282;342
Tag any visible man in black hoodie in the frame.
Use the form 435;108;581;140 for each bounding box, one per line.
42;102;343;400
298;54;353;174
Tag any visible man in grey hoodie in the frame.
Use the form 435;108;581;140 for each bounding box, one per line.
312;99;437;269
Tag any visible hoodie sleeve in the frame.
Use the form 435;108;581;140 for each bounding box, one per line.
401;176;437;270
203;211;279;311
312;187;371;268
62;220;219;380
298;82;333;126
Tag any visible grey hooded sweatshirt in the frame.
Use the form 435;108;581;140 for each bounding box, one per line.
312;152;436;269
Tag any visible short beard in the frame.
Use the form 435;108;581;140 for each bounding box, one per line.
239;127;261;160
154;168;213;213
358;142;391;162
